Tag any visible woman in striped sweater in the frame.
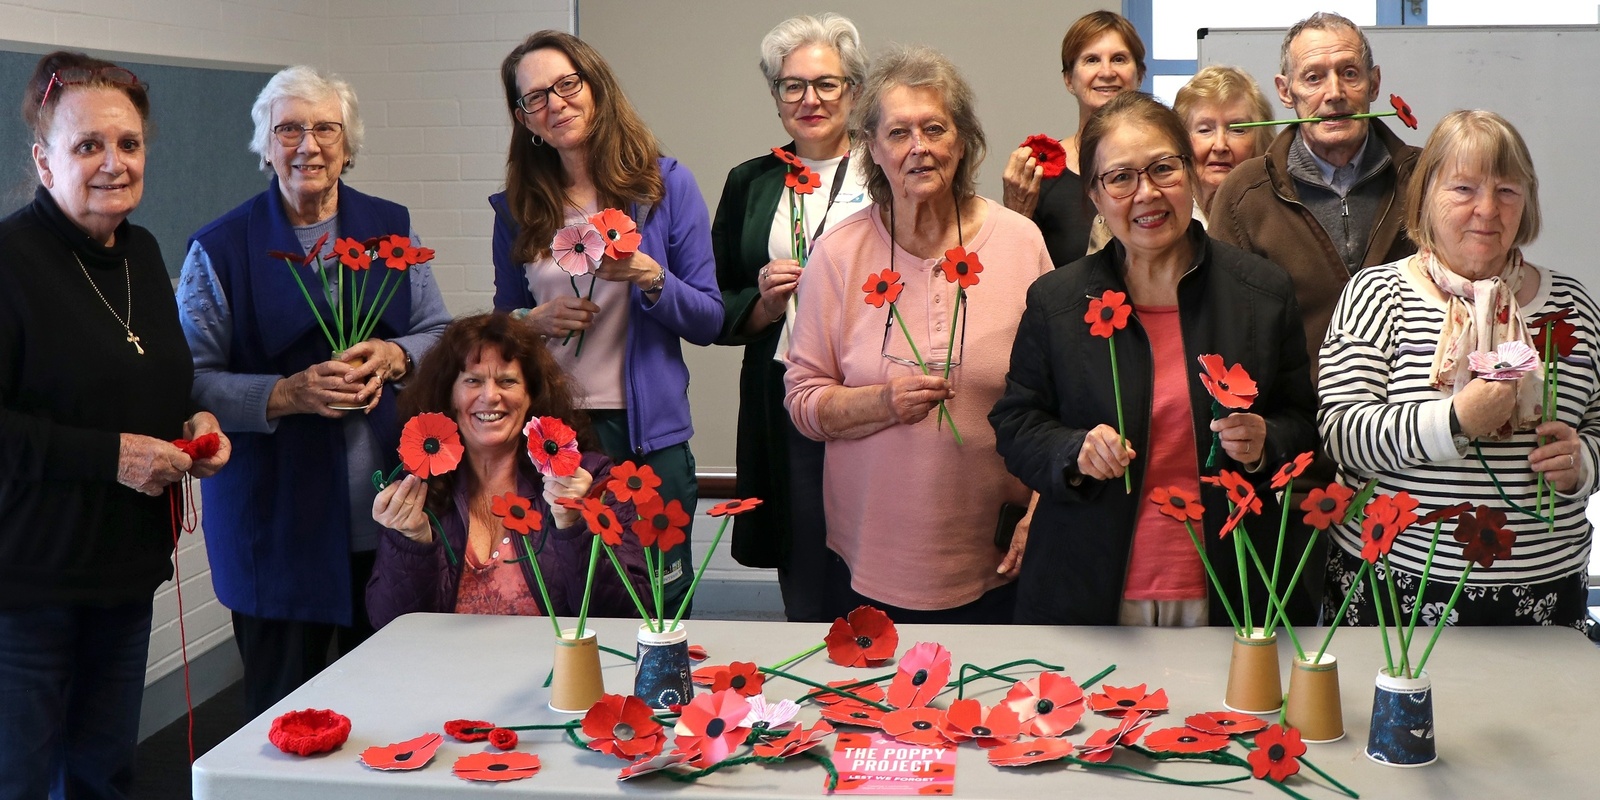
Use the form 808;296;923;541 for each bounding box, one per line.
1318;110;1597;630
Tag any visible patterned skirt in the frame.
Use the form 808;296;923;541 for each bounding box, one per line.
1322;544;1591;631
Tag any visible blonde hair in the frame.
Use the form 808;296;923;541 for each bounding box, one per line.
1404;109;1541;254
1174;65;1273;158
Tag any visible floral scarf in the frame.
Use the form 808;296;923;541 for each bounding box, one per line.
1421;248;1542;438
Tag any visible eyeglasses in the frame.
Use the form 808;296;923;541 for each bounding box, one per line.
1094;155;1189;200
881;296;966;371
272;122;345;147
516;72;584;114
39;66;142;109
772;76;850;103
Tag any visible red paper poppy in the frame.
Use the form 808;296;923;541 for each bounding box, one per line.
887;642;951;709
881;707;952;748
1453;504;1516;568
172;432;220;460
711;661;765;697
452;751;542;782
332;237;371;271
688;644;708;661
1299;483;1355;530
631;494;690;551
786;165;822;195
690;663;723;686
304;232;330;265
988;736;1074;767
675;689;752;767
1530;308;1579;358
1076;715;1149;763
771;147;804;168
589;208;642;259
811;679;887;706
267;249;302;263
1183;711;1268;737
374;234;417;271
1086;684;1168;718
490;492;540;535
939;699;1022;748
939;246;984;289
1020;133;1068;179
267;708;351;756
618;747;698;780
708;497;763;517
607;462;662;503
552;496;585;513
754;720;835;758
583;693;666;760
825;605;899;667
1248;724;1305;782
413;246;436;264
1389;94;1418;130
818;698;887;729
578;497;624;546
1270;451;1315;490
444;718;494;742
862;269;904;308
1149;486;1203;524
1141;726;1229;754
1003;671;1086;737
523;415;581;477
360;732;443;770
1084;289;1132;338
1419;501;1472;527
399;412;464;479
1359;491;1419;563
488;727;519;750
1198;353;1258;410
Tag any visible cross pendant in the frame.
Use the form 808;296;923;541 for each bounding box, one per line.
127;331;145;355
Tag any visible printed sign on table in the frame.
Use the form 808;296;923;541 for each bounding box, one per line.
826;731;956;795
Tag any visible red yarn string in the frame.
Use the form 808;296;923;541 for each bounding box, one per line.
168;480;196;764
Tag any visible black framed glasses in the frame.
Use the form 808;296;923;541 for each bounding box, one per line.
40;66;142;109
517;72;584;114
772;75;850;103
271;122;345;147
1094;154;1190;199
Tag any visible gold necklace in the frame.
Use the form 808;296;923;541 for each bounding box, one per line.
73;252;143;355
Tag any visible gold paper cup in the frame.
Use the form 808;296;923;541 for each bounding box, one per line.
549;627;605;714
1224;629;1283;714
1285;653;1344;742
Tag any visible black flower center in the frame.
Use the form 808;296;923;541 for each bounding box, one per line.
1036;699;1054;714
509;506;526;519
727;500;745;510
1268;743;1286;761
850;711;870;719
488;763;509;772
1478;528;1496;546
1099;306;1114;321
1217;719;1237;728
855;635;872;649
626;476;643;490
394;751;414;761
972;725;992;737
912;720;933;730
876;281;889;294
1368;523;1387;542
1116;699;1137;707
423;437;440;454
1025;749;1044;757
1170;497;1187;508
543;439;560;455
652;513;669;530
956;262;969;275
730;674;747;689
1318;498;1337;512
1178;735;1198;744
705;718;726;738
613;722;635;741
1218;380;1230;392
573;242;587;254
911;669;928;686
598;515;614;530
606;229;620;241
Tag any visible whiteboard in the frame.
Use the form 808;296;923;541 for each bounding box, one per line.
1198;25;1600;294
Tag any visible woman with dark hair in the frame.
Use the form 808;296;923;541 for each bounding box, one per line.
0;51;230;797
490;30;721;616
366;313;649;628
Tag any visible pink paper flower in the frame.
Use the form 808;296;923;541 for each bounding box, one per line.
1468;341;1539;381
552;222;604;277
886;642;951;709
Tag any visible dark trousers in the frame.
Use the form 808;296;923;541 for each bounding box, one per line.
0;600;154;800
588;410;698;619
823;551;1018;625
778;424;831;622
232;550;376;719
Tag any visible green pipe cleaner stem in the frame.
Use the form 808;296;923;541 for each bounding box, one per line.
947;659;1067;699
757;666;893;711
1232;502;1253;634
1264;476;1293;629
804;749;840;791
1269;527;1322;636
1473;441;1550;523
1230;109;1397;128
891;301;961;443
937;289;963;432
562;274;581;344
1404;522;1444;658
1063;756;1254;788
573;275;597;357
797;672;895;703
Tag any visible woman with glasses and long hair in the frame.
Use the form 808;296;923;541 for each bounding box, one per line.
783;45;1051;624
0;51;231;797
176;65;450;718
990;92;1315;626
490;31;722;619
710;14;872;622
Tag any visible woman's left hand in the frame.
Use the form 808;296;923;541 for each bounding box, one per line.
182;412;232;478
1212;412;1267;470
1530;420;1585;494
543;466;594;528
596;250;665;295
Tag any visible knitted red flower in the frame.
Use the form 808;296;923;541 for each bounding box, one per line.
268;708;351;756
444;719;495;742
172;432;220;460
1020;133;1068;178
488;728;519;751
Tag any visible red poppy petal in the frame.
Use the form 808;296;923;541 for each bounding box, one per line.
360;732;444;770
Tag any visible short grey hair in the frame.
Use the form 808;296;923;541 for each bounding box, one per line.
248;65;364;172
850;44;986;206
758;13;868;90
1279;11;1374;78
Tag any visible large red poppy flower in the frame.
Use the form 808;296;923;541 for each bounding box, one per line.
711;662;765;697
1003;671;1086;737
1248;724;1304;781
607;462;661;503
490;492;540;535
172;432;220;460
399;412;464;479
444;718;494;742
1359;491;1419;563
939;246;983;289
578;497;624;546
1084;289;1131;339
618;747;698;780
881;707;952;748
1453;504;1516;568
1530;308;1579;358
374;234;418;271
1420;501;1472;527
862;269;904;308
818;698;887;729
825;605;899;667
1299;483;1355;530
675;689;752;767
939;699;1022;748
1020;133;1067;179
1198;354;1258;410
1389;94;1418;130
987;737;1075;767
1204;469;1262;515
887;642;951;709
811;679;887;706
452;751;542;782
631;494;690;550
359;732;443;770
332;237;371;271
708;497;763;517
583;693;666;761
523;415;581;477
786;165;822;195
488;728;519;750
1270;451;1315;490
1149;486;1203;524
771;147;804;168
1076;715;1149;763
268;708;350;756
589;208;642;260
1141;726;1229;754
1086;684;1168;719
1183;711;1268;737
754;720;835;758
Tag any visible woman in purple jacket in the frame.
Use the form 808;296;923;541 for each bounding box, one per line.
366;313;648;628
489;31;722;617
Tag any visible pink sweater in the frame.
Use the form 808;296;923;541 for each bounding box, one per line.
784;198;1051;610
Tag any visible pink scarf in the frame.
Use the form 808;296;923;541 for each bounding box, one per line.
1421;249;1542;438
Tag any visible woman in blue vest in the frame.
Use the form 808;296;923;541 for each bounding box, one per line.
177;66;451;717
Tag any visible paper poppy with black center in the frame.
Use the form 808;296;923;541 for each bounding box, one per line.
375;234;417;270
811;679;887;706
172;432;221;460
1076;715;1149;763
887;642;951;709
1141;726;1229;754
488;728;518;751
1183;710;1267;737
817;697;887;729
452;751;541;782
268;708;351;756
578;497;624;546
444;718;494;742
583;693;666;761
631;494;689;551
674;689;751;767
1270;451;1315;490
1359;491;1419;563
359;732;443;770
1531;308;1579;358
1203;469;1261;515
618;747;698;780
771;146;804;168
589;208;642;260
881;707;952;748
523;415;580;477
1003;671;1086;737
1453;504;1515;568
1389;94;1418;129
825;605;898;667
607;462;661;504
490;492;540;535
1149;486;1203;524
1247;724;1304;782
1198;353;1258;409
1084;289;1131;338
987;737;1074;767
1086;684;1168;719
755;720;835;758
939;246;983;289
786;164;822;195
938;698;1021;748
710;661;765;697
862;269;904;308
332;237;371;271
708;497;763;517
399;412;464;479
1020;133;1068;179
1299;483;1355;530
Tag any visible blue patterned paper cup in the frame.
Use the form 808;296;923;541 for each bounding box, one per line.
634;622;693;710
1366;669;1436;767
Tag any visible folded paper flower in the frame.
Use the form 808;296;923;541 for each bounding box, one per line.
399;413;464;479
632;495;690;551
1149;486;1203;524
1198;353;1258;409
374;234;420;270
708;497;763;517
1454;504;1515;568
987;737;1074;767
1183;711;1267;737
1299;483;1355;530
825;605;898;667
862;269;904;308
1086;684;1168;718
939;246;983;289
771;147;804;168
452;751;541;782
1247;724;1304;782
1084;290;1131;339
1531;308;1579;358
618;747;698;780
1468;341;1539;381
742;696;800;732
607;462;662;504
332;236;367;270
267;708;351;756
488;728;519;751
786;164;822;195
881;707;952;748
579;497;624;546
444;718;494;742
1389;94;1418;129
818;698;887;729
172;432;220;460
1076;714;1149;763
754;719;833;758
711;662;765;697
1141;726;1229;754
523;415;581;477
589;208;642;260
552;222;605;277
1270;451;1315;490
359;732;443;770
490;492;540;535
688;644;709;661
582;694;666;761
939;699;1022;748
1020;133;1068;179
887;642;951;709
811;679;887;706
690;663;723;687
675;689;751;767
1003;671;1086;737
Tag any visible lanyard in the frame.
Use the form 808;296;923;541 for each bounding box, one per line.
788;153;852;264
